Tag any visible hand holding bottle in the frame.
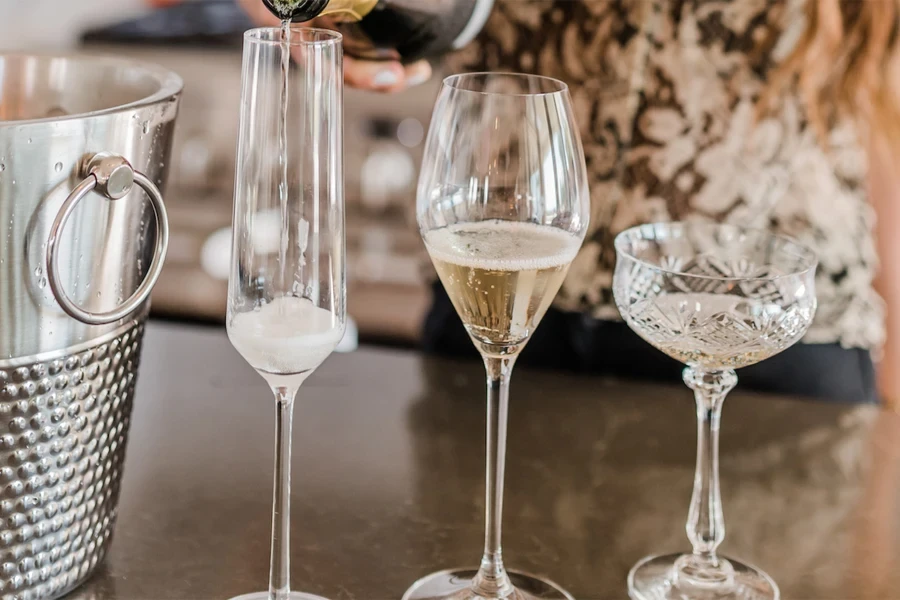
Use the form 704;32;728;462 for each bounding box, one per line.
236;0;432;93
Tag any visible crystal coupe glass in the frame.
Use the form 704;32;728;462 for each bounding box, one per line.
613;222;818;600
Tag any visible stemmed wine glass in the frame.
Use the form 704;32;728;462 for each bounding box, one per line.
613;222;818;600
226;26;345;600
404;73;590;600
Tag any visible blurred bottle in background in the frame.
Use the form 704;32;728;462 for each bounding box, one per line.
359;118;417;215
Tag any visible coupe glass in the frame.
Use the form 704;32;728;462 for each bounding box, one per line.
613;222;818;600
404;73;590;600
226;27;345;600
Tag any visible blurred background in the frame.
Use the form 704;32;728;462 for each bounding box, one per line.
1;0;436;347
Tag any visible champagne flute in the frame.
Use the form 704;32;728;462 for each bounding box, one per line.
404;73;589;600
226;26;345;600
613;222;818;600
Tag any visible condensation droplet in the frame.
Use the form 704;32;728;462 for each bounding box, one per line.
54;162;62;173
33;267;41;278
142;122;150;135
26;138;32;144
0;164;5;172
38;277;46;289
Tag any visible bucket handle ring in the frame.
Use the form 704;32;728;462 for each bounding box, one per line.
46;153;169;326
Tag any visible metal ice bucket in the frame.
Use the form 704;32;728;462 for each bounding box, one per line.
0;54;181;599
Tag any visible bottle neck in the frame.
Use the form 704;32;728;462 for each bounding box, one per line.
262;0;377;23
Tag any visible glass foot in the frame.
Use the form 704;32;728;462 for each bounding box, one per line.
229;593;330;600
628;554;779;600
402;568;574;600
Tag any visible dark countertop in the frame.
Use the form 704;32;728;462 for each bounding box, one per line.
66;322;900;600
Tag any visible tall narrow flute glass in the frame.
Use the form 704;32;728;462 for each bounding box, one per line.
404;73;590;600
613;222;818;600
226;27;345;600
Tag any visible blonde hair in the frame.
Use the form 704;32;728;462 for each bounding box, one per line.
762;0;900;145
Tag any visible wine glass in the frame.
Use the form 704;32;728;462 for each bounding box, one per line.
404;73;590;600
613;222;818;600
226;26;345;600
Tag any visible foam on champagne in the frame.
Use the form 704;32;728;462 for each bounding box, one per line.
423;220;581;349
229;296;343;376
423;220;581;271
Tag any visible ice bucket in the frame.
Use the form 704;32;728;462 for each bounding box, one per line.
0;53;181;599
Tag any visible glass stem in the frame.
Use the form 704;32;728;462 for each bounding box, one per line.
269;387;298;600
472;356;517;598
676;367;738;587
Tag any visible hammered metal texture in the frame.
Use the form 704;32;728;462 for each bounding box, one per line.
0;321;144;600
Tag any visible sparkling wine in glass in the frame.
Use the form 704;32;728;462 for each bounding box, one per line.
226;26;345;600
613;222;818;600
405;73;590;600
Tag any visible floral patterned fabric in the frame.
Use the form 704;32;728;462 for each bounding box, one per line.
447;0;884;350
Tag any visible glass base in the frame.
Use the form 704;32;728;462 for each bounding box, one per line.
229;593;331;600
402;568;574;600
628;554;779;600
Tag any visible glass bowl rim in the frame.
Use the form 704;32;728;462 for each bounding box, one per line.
244;26;343;46
614;222;818;283
443;72;569;97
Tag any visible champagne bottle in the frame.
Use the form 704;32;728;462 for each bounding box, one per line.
261;0;494;62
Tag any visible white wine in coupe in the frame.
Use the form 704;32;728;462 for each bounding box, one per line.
229;296;343;385
424;220;580;348
625;292;812;370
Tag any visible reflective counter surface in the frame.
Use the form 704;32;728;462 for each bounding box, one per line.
69;322;898;599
